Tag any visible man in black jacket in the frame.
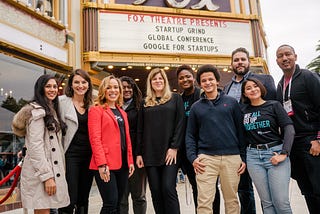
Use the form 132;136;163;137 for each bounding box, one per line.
224;47;277;214
276;44;320;214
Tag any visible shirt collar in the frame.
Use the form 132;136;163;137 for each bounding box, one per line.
231;71;251;83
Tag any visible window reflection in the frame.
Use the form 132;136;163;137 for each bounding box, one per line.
0;54;64;185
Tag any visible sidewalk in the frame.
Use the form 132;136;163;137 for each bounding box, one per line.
5;179;307;213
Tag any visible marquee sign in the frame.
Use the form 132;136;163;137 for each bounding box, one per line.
99;11;254;56
133;0;219;10
115;0;231;12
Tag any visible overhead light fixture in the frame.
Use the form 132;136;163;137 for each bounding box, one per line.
173;88;177;92
223;68;228;72
164;66;169;70
107;65;114;69
127;66;133;69
134;78;140;82
121;68;127;71
146;66;152;70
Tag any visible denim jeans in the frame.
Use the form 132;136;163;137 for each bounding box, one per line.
247;144;292;214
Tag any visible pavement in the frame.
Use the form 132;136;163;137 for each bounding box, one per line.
5;178;308;213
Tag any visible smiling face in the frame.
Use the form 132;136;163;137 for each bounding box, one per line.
72;74;89;97
199;72;219;98
122;81;133;101
276;45;297;74
243;80;262;102
178;69;195;91
44;79;58;101
151;72;165;95
231;51;250;76
105;78;120;107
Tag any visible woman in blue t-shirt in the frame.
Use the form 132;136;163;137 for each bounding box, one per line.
241;78;295;214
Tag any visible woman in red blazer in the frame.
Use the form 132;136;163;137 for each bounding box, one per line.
88;75;134;214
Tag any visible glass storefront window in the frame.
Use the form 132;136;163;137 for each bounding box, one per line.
0;53;61;187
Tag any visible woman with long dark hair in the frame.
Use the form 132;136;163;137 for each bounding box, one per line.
58;69;94;214
12;74;69;214
241;78;295;214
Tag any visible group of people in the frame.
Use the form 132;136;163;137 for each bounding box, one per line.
11;44;319;214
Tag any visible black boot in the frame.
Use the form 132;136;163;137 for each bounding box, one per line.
75;205;89;214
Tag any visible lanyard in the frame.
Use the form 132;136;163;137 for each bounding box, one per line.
283;77;292;100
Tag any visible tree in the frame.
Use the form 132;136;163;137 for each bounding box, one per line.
307;40;320;74
1;96;28;113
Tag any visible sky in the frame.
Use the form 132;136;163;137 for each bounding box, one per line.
260;0;320;84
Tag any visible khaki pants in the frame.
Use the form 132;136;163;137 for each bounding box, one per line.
196;154;242;214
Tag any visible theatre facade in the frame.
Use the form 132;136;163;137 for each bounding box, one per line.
82;0;269;92
0;0;269;210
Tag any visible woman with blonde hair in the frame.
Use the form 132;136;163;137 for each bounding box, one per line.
136;68;185;214
88;75;134;214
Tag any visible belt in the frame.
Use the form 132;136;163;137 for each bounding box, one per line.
248;141;282;150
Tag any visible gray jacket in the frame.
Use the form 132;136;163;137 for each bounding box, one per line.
58;95;78;152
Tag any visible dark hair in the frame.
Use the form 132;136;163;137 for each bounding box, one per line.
120;76;143;110
33;74;66;135
176;64;194;77
196;64;220;84
276;44;295;53
231;47;250;62
241;78;267;104
64;69;93;109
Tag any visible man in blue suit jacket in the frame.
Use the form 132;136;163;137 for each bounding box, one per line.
224;47;276;214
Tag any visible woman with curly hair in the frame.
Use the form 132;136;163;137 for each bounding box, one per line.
88;75;134;214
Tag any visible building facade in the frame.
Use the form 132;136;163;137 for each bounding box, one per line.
82;0;270;91
0;0;269;210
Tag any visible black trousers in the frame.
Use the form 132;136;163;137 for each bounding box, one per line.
59;153;94;214
290;135;320;214
120;164;147;214
238;169;256;214
95;164;129;214
146;164;180;214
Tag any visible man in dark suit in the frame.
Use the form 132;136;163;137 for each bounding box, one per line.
224;47;276;102
224;47;276;214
